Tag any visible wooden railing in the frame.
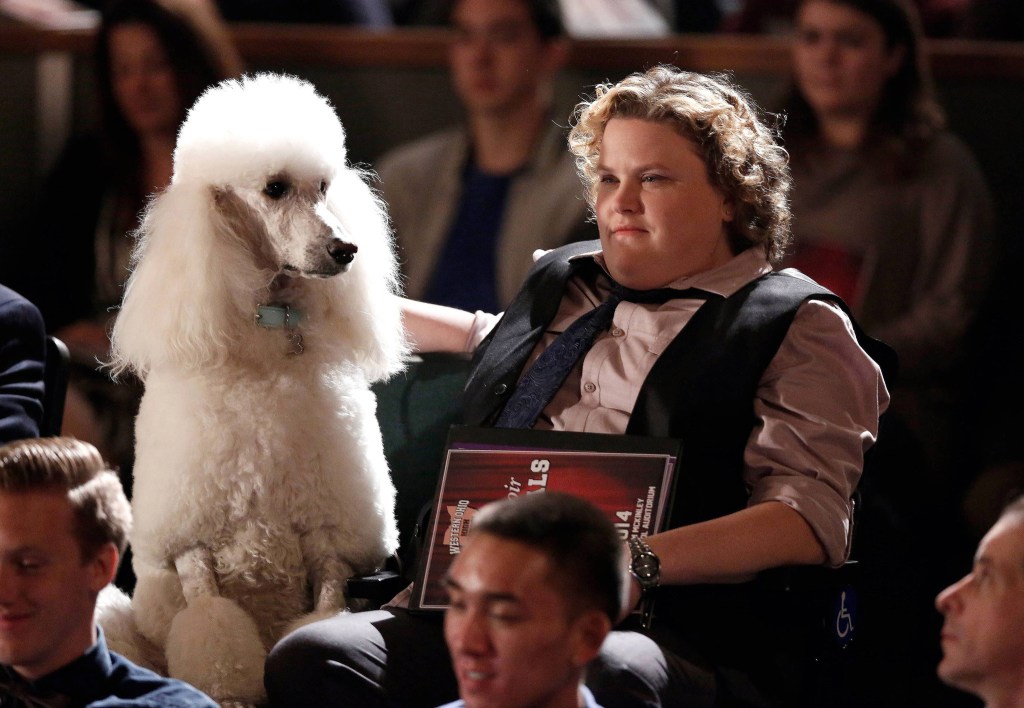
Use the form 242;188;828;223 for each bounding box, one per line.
3;20;1024;79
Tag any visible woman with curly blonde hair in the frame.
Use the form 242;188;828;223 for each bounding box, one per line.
267;66;893;708
569;66;792;264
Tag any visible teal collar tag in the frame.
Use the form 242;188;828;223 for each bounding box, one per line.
255;304;304;330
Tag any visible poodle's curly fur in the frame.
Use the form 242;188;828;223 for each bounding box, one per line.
101;73;408;706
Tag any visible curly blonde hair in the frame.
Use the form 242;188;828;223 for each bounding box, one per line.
569;66;792;264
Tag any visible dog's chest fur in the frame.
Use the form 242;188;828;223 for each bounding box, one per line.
129;365;393;572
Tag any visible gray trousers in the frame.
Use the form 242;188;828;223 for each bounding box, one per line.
264;608;716;708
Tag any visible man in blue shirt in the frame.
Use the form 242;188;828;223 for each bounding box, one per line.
376;0;595;313
0;436;216;707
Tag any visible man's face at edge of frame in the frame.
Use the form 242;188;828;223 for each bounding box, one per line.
0;489;112;681
936;512;1024;700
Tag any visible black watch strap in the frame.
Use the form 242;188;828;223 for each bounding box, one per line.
628;536;660;596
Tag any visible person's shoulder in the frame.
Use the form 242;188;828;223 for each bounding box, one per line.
515;123;585;200
913;131;992;197
0;285;43;326
914;131;976;163
0;283;28;309
91;651;218;707
533;121;575;165
376;127;466;176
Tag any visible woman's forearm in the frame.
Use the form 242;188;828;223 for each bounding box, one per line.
649;501;826;586
398;297;476;353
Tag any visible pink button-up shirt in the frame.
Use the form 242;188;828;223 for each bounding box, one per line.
466;247;890;565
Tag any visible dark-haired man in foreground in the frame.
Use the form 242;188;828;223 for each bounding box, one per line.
439;492;620;708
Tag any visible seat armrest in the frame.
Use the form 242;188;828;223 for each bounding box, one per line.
346;570;407;604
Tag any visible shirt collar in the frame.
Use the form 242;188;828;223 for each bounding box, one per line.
25;626;113;700
572;246;772;299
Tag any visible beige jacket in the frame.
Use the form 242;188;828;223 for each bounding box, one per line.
375;124;595;308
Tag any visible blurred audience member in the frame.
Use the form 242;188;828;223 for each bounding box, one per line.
215;0;392;26
783;0;992;488
0;284;45;444
0;0;241;475
374;0;595;313
936;494;1024;708
780;0;995;703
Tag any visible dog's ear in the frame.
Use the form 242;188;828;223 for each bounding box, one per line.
111;182;258;377
319;168;409;381
210;185;280;273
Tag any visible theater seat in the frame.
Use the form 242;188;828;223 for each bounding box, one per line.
41;335;70;436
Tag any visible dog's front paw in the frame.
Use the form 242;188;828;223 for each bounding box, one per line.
166;596;266;704
219;701;259;708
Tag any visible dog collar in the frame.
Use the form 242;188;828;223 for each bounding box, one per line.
255;304;305;355
255;304;304;329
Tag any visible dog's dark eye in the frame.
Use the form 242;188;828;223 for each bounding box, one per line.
319;180;328;195
264;181;289;199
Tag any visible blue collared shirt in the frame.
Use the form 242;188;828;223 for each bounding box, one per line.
0;627;217;707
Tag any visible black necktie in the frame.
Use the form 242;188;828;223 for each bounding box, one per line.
494;284;709;429
0;666;69;708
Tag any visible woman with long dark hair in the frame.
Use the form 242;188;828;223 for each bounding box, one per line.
783;0;992;475
782;2;995;703
2;0;241;471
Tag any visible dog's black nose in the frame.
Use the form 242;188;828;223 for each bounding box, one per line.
328;239;358;266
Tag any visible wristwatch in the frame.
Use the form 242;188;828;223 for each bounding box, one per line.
628;536;661;596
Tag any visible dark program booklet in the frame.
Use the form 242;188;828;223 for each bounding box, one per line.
410;425;681;612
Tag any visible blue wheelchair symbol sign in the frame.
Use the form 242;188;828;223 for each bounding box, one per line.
833;586;857;649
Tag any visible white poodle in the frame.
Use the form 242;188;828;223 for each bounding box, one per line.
102;73;408;706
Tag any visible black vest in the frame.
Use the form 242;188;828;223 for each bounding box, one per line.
464;241;893;526
463;240;896;705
